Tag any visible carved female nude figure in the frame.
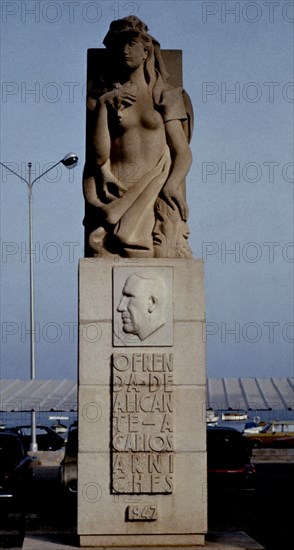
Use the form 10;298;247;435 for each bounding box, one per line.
83;16;193;258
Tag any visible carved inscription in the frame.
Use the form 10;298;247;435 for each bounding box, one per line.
112;353;174;494
126;505;158;521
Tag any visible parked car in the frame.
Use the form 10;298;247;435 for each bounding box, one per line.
207;426;256;494
59;424;78;495
243;421;294;448
9;425;65;452
0;432;33;508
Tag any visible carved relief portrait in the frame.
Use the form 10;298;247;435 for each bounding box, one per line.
113;267;173;346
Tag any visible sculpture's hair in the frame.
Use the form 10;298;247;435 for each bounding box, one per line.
102;16;169;96
130;272;166;302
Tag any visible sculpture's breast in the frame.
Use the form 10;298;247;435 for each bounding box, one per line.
110;100;163;133
139;107;163;130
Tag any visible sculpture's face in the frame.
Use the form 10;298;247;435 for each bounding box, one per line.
153;199;191;258
117;275;148;337
153;202;167;251
121;37;148;69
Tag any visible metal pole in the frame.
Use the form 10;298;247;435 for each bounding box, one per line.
0;155;77;452
28;162;38;452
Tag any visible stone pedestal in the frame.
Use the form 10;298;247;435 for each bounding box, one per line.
78;258;207;547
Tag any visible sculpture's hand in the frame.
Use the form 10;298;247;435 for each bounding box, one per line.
161;185;189;222
99;200;121;226
100;83;136;110
100;162;126;201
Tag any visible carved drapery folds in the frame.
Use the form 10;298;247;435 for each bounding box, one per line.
83;16;193;258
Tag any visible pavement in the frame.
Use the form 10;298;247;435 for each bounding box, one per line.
1;449;293;550
21;531;264;549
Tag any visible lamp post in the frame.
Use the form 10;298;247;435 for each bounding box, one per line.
0;153;78;451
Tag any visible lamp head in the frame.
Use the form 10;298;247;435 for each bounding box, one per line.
61;153;78;168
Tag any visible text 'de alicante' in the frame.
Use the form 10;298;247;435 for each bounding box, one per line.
112;352;174;494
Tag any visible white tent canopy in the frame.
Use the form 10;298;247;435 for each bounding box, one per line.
0;379;77;412
0;378;293;412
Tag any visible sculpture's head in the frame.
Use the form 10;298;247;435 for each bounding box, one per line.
103;16;169;84
103;16;154;53
153;198;192;259
117;272;167;341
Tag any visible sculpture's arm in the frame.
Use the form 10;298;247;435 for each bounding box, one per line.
162;119;192;221
92;97;111;167
93;87;136;166
83;168;105;209
85;86;137;210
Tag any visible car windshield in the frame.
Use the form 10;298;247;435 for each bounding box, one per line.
261;424;271;433
21;427;51;436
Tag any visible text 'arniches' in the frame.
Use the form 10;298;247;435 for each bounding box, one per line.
112;352;174;494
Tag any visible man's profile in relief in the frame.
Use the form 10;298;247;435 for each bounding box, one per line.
117;273;167;342
83;16;193;259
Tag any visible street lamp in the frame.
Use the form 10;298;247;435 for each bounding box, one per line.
0;153;79;451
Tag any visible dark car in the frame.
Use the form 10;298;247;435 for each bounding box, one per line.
9;425;65;452
0;432;33;509
207;426;256;494
59;424;78;495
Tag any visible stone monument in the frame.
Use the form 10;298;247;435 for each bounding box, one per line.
78;16;207;548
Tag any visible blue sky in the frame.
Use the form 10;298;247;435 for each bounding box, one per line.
0;0;293;381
